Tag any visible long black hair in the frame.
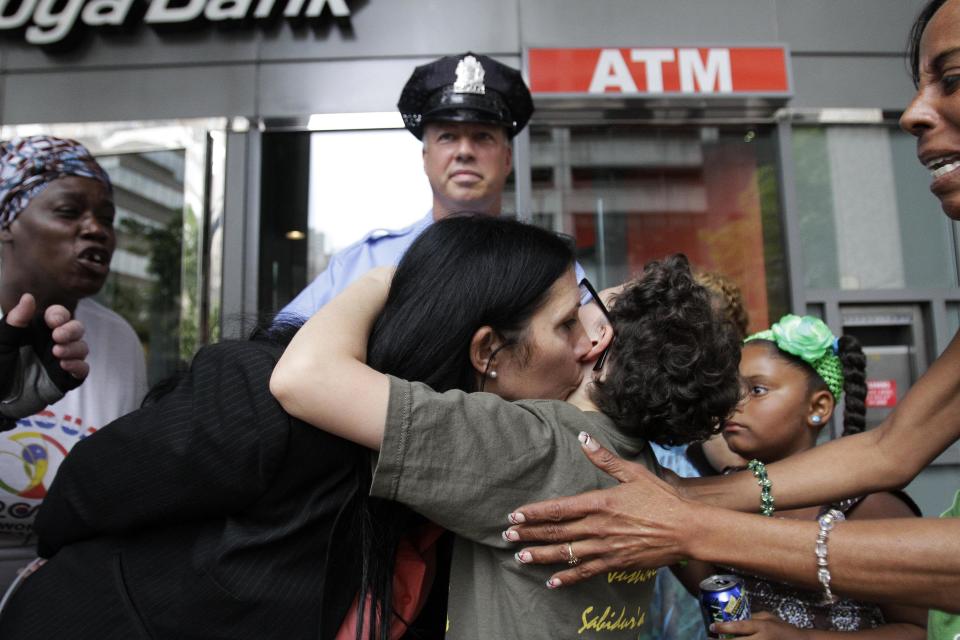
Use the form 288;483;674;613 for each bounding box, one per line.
356;214;574;639
909;0;949;85
367;214;575;393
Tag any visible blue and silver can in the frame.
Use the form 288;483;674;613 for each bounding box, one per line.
699;574;751;639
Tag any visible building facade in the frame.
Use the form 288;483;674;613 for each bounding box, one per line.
0;0;954;513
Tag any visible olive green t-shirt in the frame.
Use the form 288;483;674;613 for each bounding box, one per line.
372;376;662;640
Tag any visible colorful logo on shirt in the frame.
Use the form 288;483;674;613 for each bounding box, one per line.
0;431;70;499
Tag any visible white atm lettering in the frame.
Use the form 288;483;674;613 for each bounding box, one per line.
588;47;733;95
630;48;674;93
588;49;638;93
678;48;732;92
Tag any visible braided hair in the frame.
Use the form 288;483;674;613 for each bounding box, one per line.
835;335;867;437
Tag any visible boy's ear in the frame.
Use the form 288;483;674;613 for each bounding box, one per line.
579;301;613;364
808;389;835;430
584;319;614;365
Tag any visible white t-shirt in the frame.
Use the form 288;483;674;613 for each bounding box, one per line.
0;298;147;544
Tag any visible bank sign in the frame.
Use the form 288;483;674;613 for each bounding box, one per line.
0;0;349;45
527;47;791;97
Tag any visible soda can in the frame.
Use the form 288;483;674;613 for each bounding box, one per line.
699;574;751;639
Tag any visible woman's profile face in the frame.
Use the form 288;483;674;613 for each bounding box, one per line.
492;267;592;401
900;0;960;219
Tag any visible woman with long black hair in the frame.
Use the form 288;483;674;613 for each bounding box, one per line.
271;215;742;640
0;215;602;639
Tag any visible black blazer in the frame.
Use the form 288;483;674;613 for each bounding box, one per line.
0;340;365;640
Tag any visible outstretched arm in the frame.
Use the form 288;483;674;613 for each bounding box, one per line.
270;267;393;450
504;436;960;612
710;611;924;640
501;328;960;568
686;328;960;511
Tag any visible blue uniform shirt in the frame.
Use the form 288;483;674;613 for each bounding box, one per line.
278;211;435;322
641;443;707;640
278;211;587;322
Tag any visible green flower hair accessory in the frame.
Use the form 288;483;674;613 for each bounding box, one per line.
745;314;844;399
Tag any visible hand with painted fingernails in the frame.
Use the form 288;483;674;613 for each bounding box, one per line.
503;431;694;587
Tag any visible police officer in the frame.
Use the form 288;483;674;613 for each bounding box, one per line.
279;52;535;320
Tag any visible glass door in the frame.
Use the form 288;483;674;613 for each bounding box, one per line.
512;122;788;334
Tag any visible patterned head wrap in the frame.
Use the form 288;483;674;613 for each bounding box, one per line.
745;314;844;399
0;135;112;226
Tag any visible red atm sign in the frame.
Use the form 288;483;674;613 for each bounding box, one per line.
866;380;898;409
528;47;791;96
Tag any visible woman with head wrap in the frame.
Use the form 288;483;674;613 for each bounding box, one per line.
0;135;147;587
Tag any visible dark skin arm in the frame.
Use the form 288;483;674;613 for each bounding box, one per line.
503;437;960;612
520;327;960;519
705;494;926;639
688;328;960;511
502;329;960;606
712;611;923;640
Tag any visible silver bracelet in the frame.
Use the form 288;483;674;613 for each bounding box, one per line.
815;508;845;605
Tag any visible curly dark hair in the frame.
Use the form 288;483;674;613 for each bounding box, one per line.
590;254;743;445
695;270;750;340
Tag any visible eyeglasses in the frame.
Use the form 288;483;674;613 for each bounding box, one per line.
579;278;613;371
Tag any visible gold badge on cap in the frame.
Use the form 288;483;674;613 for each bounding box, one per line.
453;55;486;95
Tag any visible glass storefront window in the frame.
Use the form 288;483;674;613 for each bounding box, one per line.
307;130;430;279
260;129;431;314
793;125;959;291
1;120;226;386
520;123;787;333
95;150;190;384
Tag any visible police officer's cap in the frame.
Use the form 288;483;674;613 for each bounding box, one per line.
398;52;534;140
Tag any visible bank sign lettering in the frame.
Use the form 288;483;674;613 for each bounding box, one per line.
527;47;791;96
0;0;349;45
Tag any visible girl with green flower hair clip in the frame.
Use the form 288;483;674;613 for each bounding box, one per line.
693;315;927;637
745;315;845;401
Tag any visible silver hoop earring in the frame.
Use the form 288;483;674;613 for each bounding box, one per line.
488;370;498;379
811;415;822;424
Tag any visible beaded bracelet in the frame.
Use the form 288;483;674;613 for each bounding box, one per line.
816;508;846;604
746;459;775;517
